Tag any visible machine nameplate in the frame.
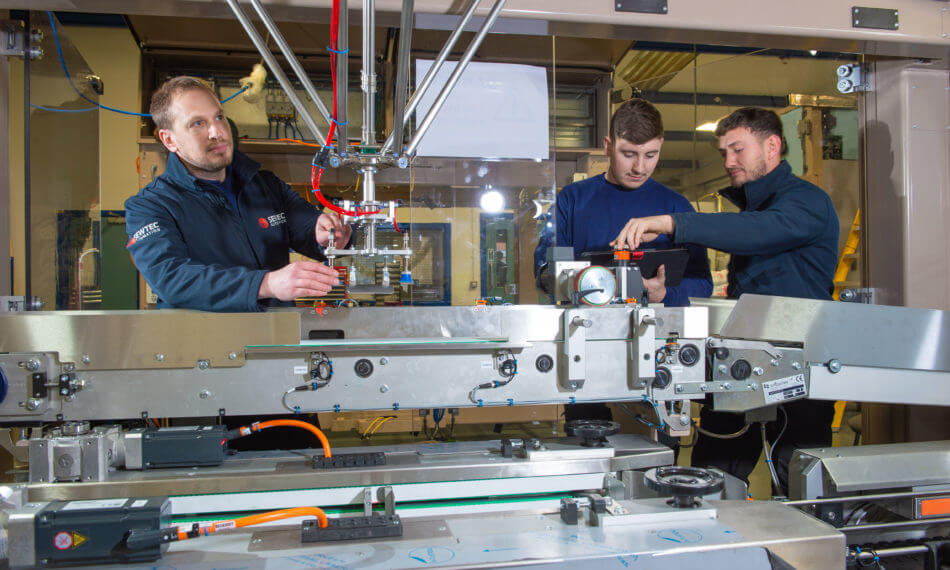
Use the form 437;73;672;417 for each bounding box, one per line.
852;6;899;30
615;0;668;15
762;374;807;404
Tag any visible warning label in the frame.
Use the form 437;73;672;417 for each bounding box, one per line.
762;374;807;404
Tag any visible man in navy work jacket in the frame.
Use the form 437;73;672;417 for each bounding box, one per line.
612;107;839;494
126;76;351;312
555;98;713;307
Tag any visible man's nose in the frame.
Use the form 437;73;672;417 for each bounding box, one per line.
208;122;225;139
722;152;736;169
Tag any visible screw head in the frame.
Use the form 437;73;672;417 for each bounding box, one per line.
155;354;165;362
717;364;728;374
81;355;91;365
675;385;684;393
722;383;732;391
753;367;764;376
791;361;801;370
197;359;210;370
678;415;689;426
228;352;237;360
199;390;211;399
700;384;708;392
827;359;842;374
380;357;389;365
379;384;390;393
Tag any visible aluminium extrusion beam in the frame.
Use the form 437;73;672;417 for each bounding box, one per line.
380;0;482;155
403;0;507;157
361;0;376;145
225;0;328;146
335;0;348;149
389;0;414;155
248;0;334;131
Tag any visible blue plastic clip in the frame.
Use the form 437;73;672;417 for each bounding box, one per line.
333;404;341;413
392;403;399;411
326;45;350;55
329;116;348;126
477;399;484;407
507;399;514;407
570;397;576;405
294;406;300;415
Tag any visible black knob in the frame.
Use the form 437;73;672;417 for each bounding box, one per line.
730;359;752;380
644;466;725;508
564;420;620;447
535;354;554;373
679;344;701;367
354;359;374;378
652;366;672;389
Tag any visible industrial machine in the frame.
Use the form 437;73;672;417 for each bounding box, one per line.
0;295;948;568
2;0;949;568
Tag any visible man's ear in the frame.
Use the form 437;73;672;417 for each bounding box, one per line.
767;134;782;160
603;135;612;155
157;129;178;154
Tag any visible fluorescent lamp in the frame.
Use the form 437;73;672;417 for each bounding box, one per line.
480;190;505;213
695;121;718;132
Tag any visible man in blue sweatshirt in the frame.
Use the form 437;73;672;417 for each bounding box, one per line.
552;98;713;306
611;107;838;494
126;76;351;311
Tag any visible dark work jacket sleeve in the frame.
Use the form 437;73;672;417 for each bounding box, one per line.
125;194;267;312
555;189;573;248
263;171;325;260
670;189;834;256
661;200;713;307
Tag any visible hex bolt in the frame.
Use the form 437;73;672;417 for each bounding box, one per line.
753;367;764;376
827;359;842;374
717;364;728;375
750;383;759;391
228;352;237;360
770;359;779;367
25;359;40;371
700;384;708;392
379;384;390;393
199;390;211;399
380;357;389;365
675;385;684;393
791;361;801;370
81;355;91;365
197;359;210;370
678;415;689;426
155;354;165;362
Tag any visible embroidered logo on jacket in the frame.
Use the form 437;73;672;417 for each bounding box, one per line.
127;221;161;247
258;212;287;229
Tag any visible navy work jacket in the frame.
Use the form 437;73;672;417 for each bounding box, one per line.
125;151;324;311
670;161;839;300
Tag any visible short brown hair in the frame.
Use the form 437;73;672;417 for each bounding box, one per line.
715;107;788;156
149;76;217;130
610;98;664;144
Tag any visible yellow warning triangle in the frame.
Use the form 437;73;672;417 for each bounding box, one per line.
71;532;87;548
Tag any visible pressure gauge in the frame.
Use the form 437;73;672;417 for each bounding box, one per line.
573;266;616;306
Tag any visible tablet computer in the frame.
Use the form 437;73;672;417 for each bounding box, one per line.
578;248;690;287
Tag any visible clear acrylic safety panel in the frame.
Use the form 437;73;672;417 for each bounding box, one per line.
27;11;102;310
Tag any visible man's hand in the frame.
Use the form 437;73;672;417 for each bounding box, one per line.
610;214;675;250
315;211;352;248
259;261;340;300
642;264;667;304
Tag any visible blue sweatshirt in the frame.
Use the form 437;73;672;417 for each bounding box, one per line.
552;174;713;307
671;161;838;300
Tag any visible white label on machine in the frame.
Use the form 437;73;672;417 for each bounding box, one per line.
61;498;129;511
762;374;807;403
130;499;148;508
293;365;308;375
481;361;494;369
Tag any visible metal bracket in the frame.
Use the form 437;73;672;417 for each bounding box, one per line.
0;21;43;60
852;6;899;31
838;287;876;304
615;0;668;14
561;310;590;391
377;485;396;516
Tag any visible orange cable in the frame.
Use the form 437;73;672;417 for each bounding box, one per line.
176;507;328;541
245;419;332;458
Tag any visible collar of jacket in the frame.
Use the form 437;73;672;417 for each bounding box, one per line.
165;150;262;193
719;160;792;211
